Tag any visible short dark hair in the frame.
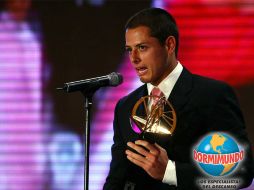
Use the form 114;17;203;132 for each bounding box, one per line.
125;8;179;57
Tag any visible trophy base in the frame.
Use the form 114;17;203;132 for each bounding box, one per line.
141;132;158;144
126;134;153;157
142;132;171;146
126;132;170;157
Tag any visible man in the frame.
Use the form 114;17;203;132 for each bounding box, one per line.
103;8;253;190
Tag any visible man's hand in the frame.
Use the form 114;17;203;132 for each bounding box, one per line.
126;140;168;180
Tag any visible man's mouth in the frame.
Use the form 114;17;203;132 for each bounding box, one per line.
136;67;148;76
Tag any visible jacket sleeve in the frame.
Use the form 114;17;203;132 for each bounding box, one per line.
103;99;128;190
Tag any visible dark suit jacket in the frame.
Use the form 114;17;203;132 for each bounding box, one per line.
103;68;254;190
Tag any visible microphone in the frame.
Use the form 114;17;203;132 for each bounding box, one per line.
57;72;123;93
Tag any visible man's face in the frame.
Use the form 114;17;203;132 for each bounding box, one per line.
125;26;173;86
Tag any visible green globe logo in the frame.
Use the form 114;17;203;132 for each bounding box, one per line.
193;133;244;176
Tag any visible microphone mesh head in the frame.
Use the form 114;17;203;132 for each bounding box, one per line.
109;72;123;86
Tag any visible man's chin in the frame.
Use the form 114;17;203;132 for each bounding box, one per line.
139;77;151;84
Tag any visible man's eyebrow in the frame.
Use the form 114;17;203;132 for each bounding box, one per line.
125;42;147;48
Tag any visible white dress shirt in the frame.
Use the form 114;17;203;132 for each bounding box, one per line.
147;61;183;186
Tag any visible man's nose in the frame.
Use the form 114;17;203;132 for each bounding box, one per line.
130;49;140;64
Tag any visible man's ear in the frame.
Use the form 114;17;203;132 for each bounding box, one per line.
165;36;176;54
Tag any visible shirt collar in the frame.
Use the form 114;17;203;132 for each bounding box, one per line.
147;61;183;99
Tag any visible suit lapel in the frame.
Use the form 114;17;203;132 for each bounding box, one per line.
168;67;193;113
135;84;148;117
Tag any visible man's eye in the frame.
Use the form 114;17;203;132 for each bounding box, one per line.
138;45;147;51
125;48;132;53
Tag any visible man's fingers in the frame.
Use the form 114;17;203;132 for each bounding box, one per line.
135;140;159;155
126;155;145;169
127;142;150;157
126;149;155;170
127;141;161;163
126;141;169;181
154;143;166;151
125;149;147;162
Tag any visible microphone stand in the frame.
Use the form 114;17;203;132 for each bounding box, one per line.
83;94;92;190
81;88;98;190
56;87;96;190
56;73;123;190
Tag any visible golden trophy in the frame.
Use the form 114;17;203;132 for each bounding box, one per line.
130;95;177;141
